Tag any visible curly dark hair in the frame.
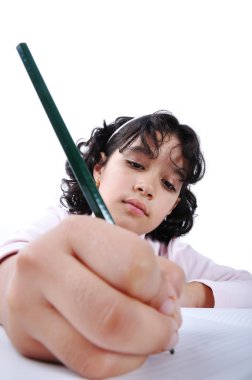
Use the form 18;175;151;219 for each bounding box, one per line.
60;111;205;244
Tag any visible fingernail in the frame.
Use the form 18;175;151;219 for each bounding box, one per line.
159;298;175;315
165;332;178;351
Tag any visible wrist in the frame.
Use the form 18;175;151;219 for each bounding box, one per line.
181;281;214;308
198;282;214;307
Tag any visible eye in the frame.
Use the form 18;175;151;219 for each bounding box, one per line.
126;160;144;170
162;179;176;192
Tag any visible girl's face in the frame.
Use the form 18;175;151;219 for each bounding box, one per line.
93;134;184;235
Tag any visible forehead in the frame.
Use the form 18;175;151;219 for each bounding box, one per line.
127;134;184;164
122;134;186;180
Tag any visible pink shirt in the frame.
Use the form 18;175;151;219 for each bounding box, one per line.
1;205;252;308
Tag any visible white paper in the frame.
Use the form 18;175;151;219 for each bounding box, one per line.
111;309;252;380
1;309;252;380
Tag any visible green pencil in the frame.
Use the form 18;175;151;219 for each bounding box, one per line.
16;43;114;224
16;43;175;355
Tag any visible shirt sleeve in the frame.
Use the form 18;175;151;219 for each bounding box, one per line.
0;206;68;264
160;238;252;308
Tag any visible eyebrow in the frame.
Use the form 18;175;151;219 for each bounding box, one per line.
126;146;149;155
125;146;187;181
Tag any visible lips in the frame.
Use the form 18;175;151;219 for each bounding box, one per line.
123;199;148;216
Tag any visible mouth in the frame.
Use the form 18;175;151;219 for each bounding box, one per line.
123;199;148;216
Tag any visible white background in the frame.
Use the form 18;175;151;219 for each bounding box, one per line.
0;0;251;271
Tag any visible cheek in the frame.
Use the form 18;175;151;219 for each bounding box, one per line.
99;172;124;200
100;166;129;189
158;195;179;217
155;209;168;225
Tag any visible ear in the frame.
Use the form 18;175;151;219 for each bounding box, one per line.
93;152;107;182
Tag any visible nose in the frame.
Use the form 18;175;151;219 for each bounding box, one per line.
134;182;153;199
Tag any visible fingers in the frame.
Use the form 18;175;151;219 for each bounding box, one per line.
7;252;178;379
6;281;147;379
31;305;147;379
32;250;178;354
154;256;185;328
66;216;185;312
65;215;163;303
27;214;180;309
14;218;180;355
7;214;184;379
156;256;185;299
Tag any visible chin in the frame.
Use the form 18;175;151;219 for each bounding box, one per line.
114;218;142;235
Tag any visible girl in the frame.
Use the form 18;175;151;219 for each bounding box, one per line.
0;111;251;379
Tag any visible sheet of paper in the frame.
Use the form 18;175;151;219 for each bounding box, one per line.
1;309;252;380
111;309;252;380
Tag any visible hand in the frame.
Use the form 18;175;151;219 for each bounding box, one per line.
0;215;184;379
180;281;215;308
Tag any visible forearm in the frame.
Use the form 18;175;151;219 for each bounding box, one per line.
202;279;252;307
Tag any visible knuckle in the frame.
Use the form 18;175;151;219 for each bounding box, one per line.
96;301;129;342
17;343;37;358
124;240;158;297
7;247;41;315
13;337;48;360
60;214;84;235
15;246;37;272
172;265;186;286
14;244;43;280
62;214;93;235
162;260;185;295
